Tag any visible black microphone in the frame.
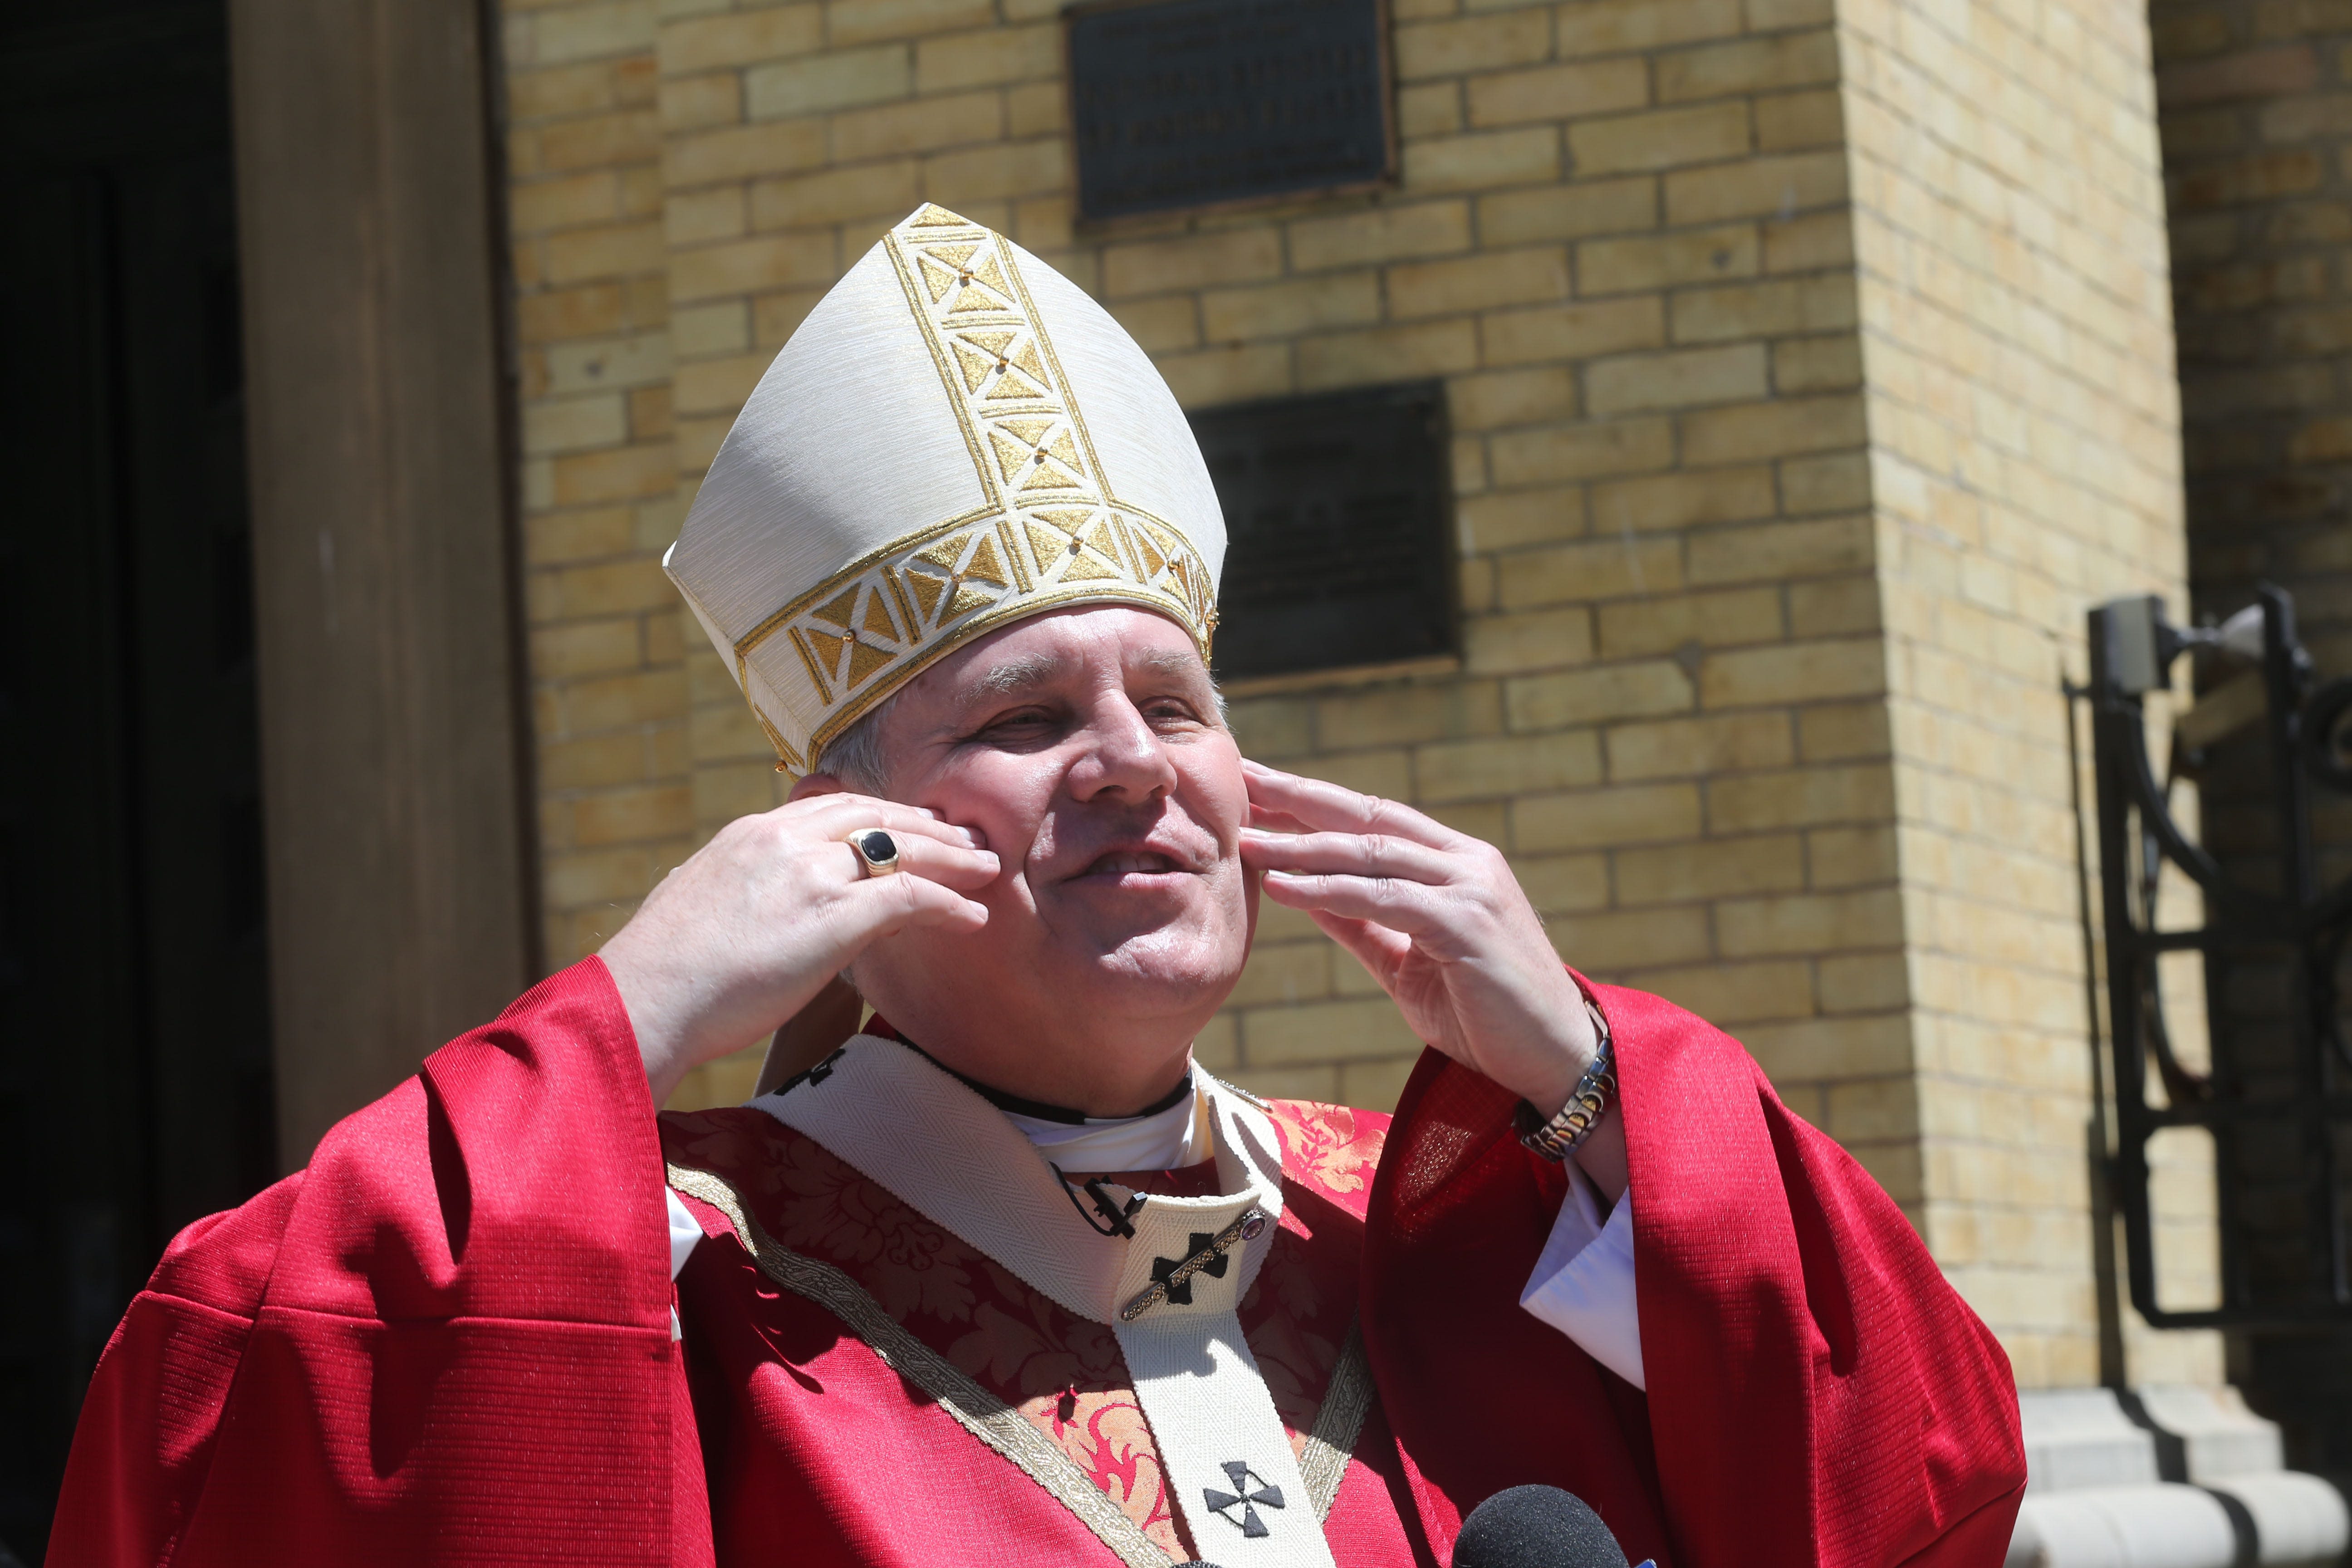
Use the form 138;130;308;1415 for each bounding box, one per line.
1452;1484;1649;1568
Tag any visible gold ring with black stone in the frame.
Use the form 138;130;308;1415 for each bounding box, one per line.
844;828;901;877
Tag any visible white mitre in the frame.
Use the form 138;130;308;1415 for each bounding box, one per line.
664;204;1226;775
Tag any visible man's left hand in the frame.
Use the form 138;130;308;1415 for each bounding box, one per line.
1238;760;1628;1199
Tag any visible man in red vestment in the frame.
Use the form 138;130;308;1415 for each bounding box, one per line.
47;206;2024;1568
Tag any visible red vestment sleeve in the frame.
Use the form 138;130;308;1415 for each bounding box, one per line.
46;959;712;1568
1361;978;2026;1568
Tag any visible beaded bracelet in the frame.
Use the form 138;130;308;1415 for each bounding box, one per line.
1512;999;1617;1162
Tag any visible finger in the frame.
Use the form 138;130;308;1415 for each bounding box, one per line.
1241;761;1464;850
779;792;987;849
1259;868;1451;936
842;863;991;933
1240;826;1458;886
1307;910;1413;985
843;834;1000;891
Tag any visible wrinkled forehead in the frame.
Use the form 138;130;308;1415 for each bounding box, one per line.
899;605;1213;718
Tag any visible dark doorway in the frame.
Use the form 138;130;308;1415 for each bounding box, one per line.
0;1;276;1554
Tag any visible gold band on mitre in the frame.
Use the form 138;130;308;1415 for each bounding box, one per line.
664;205;1222;777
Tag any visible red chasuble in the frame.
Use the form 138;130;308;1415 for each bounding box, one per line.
46;959;2025;1567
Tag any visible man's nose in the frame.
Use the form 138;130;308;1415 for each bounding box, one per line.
1068;697;1178;801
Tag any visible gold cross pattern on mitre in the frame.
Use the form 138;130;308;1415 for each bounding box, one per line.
662;204;1227;776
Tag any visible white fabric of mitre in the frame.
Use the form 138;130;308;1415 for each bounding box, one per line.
749;1034;1334;1568
662;205;1227;772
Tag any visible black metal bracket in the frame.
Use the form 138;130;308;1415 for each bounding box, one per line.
2083;585;2352;1327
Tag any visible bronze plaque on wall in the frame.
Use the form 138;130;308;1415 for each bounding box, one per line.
1064;0;1394;224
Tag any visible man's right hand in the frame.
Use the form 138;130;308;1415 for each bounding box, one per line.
599;789;997;1103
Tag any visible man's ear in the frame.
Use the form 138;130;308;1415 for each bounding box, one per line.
789;772;849;803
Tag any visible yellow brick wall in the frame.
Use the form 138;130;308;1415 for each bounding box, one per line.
492;0;2216;1389
502;0;695;973
1837;0;2219;1384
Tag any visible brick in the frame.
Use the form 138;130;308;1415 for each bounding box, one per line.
1664;151;1846;225
545;220;666;283
1554;0;1742;53
1762;209;1850;271
1514;781;1700;850
754;287;828;347
745;44;910;118
1390;248;1570;317
1514;851;1611;913
1403;128;1563;192
1419;731;1603;800
1787;575;1878;637
531;616;643;680
1463;606;1596;675
827;0;997;46
1480;295;1664;364
1244;998;1426;1064
1817;952;1907;1012
666;120;829;186
1688;514;1871;583
1718;888;1903;956
1340;1058;1421;1112
915;23;1056;90
2172;150;2323;209
1104;228;1284;296
1681;394;1863;464
1699;637;1883;707
1489;416;1672;484
1107;296;1200;354
830;89;1002;158
1006;80;1066;137
524;392;628;454
1626;959;1813;1023
572;783;695;846
665;186;745;245
1457;485;1588;549
1754;88;1842;150
1616;834;1805;903
659;72;744;133
1450;367;1578;429
1738;1013;1911;1082
1478;176;1656;244
1656;31;1838;103
1497;536;1682;607
1590;465;1774;533
512;171;622;234
2157;43;2319;105
1809;824;1897;888
532;1;656;66
672;351;769;415
1318;682;1506;747
1586;343;1768;413
1506;660;1693;727
1201;273;1382;340
1795;702;1886;762
1546;905;1713;968
1290;201;1473;270
1229;1064;1343;1101
1156;343;1293;407
1297;319;1479;388
671;300;750;359
525;504;637;564
539;730;662;791
544;844;679;908
1399;81;1465;138
1569;103;1749;176
628;384;672;440
750;160;921;228
661;6;823;73
1778;451;1867;514
1708;762;1892;832
669;233;836;300
549;331;672;395
552;442;678;505
1579;223;1757;292
1394;12;1553;78
1467;60;1650;127
1772;336;1862;394
519;283;626;343
510;60;623;121
1227;942;1333;1008
1605;709;1793;779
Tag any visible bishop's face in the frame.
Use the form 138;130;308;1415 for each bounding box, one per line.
835;605;1255;1113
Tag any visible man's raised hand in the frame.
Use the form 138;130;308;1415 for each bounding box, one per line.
600;787;997;1103
1237;759;1627;1199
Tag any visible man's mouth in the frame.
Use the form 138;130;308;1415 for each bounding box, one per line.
1076;850;1183;878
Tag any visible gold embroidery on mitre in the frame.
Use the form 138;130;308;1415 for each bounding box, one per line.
727;206;1218;771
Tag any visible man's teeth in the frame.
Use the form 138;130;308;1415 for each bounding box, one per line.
1092;852;1176;875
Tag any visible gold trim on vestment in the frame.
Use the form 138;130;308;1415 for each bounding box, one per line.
667;1162;1176;1568
1298;1319;1374;1519
668;1160;1377;1554
715;206;1219;774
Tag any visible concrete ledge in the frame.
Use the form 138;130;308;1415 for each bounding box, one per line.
2020;1389;2163;1492
2129;1386;2288;1484
2203;1473;2350;1567
2006;1483;2239;1568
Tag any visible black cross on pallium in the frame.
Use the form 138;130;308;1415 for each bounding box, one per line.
1202;1460;1284;1538
1150;1232;1229;1305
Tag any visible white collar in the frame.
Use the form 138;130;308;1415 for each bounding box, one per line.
748;1034;1284;1326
